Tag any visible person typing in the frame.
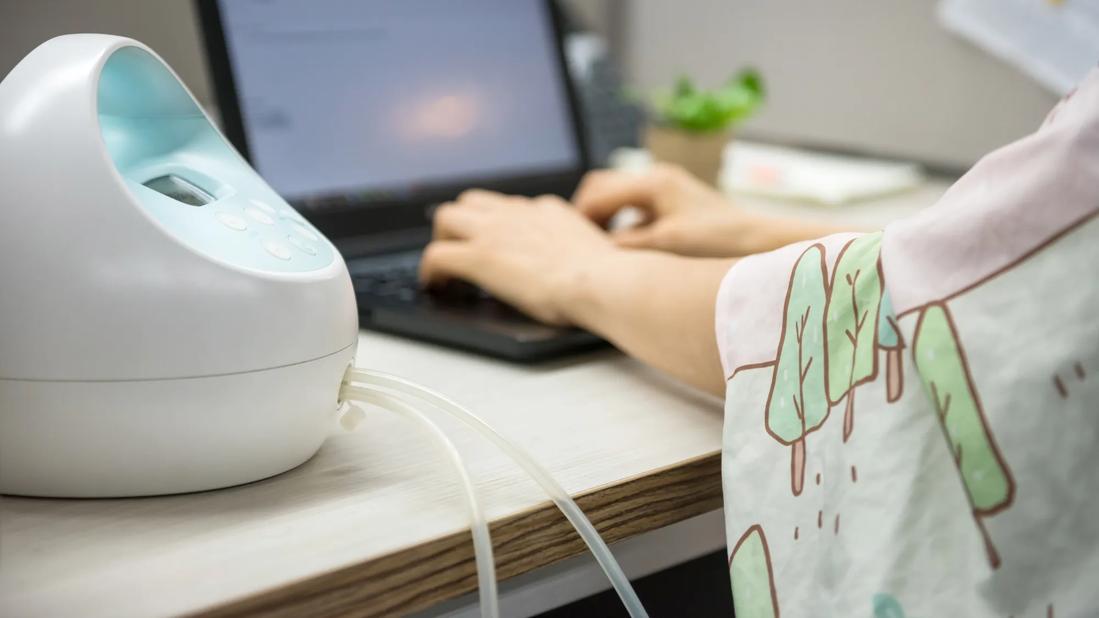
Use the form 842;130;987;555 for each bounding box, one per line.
419;68;1099;617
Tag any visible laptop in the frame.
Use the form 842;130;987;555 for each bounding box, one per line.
197;0;605;361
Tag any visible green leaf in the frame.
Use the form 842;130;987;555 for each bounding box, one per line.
734;68;765;97
673;74;695;97
652;67;766;133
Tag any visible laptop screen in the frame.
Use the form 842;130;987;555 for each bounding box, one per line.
214;0;583;210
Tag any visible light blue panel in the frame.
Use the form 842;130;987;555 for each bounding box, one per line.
97;47;334;273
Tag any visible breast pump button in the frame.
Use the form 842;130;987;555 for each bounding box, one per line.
288;220;319;241
279;208;306;223
249;198;277;214
245;207;275;225
264;240;293;260
287;234;317;255
216;212;248;231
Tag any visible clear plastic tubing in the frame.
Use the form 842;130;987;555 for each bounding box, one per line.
343;368;649;618
339;384;500;618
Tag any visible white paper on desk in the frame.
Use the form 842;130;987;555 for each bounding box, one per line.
719;141;924;206
939;0;1099;95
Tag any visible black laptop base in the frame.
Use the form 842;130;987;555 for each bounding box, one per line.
358;299;606;362
349;251;605;362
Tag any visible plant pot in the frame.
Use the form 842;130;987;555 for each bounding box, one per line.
645;124;730;186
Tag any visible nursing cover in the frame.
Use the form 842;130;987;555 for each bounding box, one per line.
715;68;1099;617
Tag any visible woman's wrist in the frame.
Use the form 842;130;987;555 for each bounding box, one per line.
738;212;859;255
555;247;734;394
554;247;629;332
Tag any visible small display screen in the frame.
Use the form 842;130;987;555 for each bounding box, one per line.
143;174;214;206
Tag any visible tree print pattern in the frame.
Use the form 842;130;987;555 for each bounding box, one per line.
877;284;905;403
729;524;779;618
913;302;1015;568
824;233;884;442
766;244;829;496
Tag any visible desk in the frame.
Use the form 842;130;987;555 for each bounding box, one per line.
0;178;951;618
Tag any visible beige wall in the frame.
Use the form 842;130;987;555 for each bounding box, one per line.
2;0;1060;168
0;0;213;105
622;0;1059;168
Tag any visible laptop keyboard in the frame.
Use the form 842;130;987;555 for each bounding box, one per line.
350;251;489;306
350;252;424;303
349;250;602;353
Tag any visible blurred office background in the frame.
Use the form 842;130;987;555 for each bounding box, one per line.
0;0;1060;170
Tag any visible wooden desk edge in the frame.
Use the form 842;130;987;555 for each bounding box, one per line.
194;450;724;617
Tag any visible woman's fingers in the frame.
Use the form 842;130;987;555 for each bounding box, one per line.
432;189;519;240
611;225;662;250
457;188;512;206
431;202;480;240
573;169;658;225
418;240;482;287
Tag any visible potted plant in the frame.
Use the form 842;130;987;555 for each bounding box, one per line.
645;69;765;185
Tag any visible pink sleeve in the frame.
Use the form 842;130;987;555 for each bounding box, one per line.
881;66;1099;315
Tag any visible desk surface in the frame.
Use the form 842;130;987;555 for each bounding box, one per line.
0;179;951;618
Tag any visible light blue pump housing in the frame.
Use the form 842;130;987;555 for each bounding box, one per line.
98;47;334;273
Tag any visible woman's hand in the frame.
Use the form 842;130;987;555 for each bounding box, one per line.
416;170;859;395
574;163;853;257
573;163;755;256
419;188;732;395
419;189;615;325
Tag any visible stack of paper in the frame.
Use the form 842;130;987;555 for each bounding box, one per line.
720;141;924;206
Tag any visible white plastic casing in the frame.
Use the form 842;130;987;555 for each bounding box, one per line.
0;35;358;497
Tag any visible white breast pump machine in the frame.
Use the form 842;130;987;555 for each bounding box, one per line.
0;35;646;617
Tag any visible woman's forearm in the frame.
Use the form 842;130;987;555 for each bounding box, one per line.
562;250;735;396
738;212;856;256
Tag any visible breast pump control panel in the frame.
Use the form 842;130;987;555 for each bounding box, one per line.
98;46;334;273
